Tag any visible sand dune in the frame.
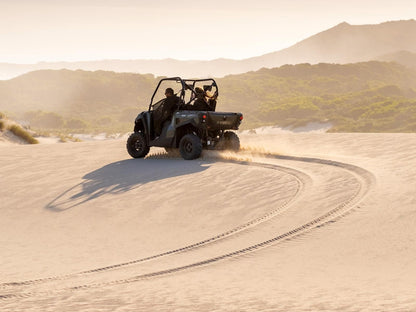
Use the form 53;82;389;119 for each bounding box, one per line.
1;132;416;311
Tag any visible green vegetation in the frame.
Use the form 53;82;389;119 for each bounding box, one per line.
9;125;39;144
0;62;415;133
216;62;416;131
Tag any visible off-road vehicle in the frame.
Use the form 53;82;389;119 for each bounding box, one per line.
126;77;243;160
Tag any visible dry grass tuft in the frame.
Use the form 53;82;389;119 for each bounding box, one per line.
9;125;39;144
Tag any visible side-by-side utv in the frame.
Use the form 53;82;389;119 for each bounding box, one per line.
126;77;243;160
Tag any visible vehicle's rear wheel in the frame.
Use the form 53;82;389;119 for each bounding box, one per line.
218;131;240;151
127;132;149;158
179;134;202;160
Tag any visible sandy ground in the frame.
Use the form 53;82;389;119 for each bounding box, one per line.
1;132;416;311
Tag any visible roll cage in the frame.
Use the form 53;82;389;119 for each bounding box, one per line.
148;77;219;111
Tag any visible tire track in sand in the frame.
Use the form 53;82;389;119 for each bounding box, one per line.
0;159;308;294
0;151;374;299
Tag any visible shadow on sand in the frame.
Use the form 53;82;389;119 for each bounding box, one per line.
46;158;211;211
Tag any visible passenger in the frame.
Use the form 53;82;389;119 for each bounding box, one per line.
192;87;209;110
205;89;218;111
191;87;216;111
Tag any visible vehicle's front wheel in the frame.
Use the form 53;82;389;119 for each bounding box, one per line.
127;132;149;158
179;134;202;160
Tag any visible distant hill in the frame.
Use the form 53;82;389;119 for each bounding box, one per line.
217;61;416;132
376;50;416;69
0;59;240;81
1;20;416;80
1;61;416;132
0;70;155;115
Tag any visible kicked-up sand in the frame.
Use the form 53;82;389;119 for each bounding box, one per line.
0;132;415;311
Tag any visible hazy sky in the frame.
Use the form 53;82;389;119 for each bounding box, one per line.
1;0;415;63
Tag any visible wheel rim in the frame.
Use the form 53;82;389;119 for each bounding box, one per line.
184;139;193;154
134;138;144;152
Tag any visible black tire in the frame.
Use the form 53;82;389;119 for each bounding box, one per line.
179;134;202;160
126;132;149;158
218;131;240;151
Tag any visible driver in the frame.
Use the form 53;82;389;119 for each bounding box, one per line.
164;88;180;113
154;88;180;136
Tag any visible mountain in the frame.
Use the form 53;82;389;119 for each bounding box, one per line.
1;20;416;80
245;20;416;68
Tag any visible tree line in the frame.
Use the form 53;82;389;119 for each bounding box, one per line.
0;61;415;133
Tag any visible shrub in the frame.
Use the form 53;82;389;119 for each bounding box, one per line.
23;111;64;129
9;125;39;144
65;118;88;129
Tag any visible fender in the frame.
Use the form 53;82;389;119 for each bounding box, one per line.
134;111;151;142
